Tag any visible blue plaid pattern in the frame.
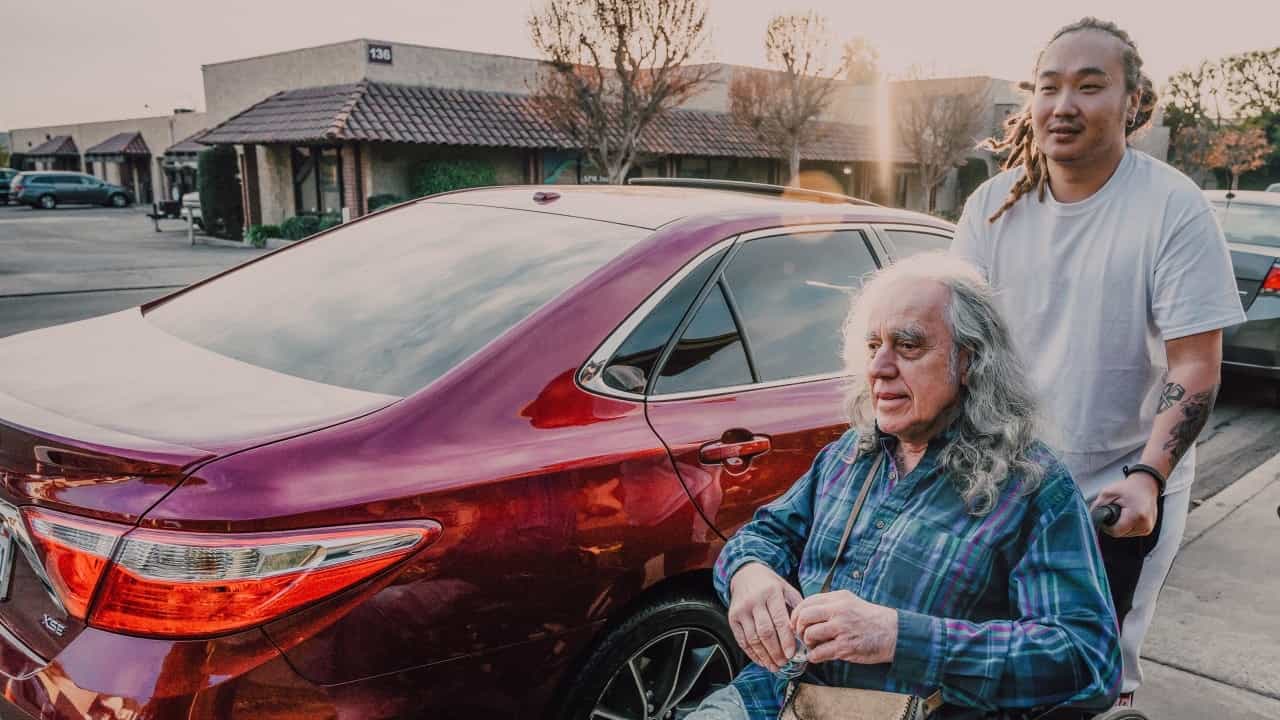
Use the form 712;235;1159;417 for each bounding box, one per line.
713;429;1121;718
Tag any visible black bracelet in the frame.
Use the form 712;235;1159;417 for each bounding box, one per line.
1123;463;1167;494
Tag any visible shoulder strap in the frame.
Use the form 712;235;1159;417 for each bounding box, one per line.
820;451;884;594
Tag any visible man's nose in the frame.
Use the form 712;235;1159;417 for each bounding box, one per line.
868;347;897;377
1052;90;1080;117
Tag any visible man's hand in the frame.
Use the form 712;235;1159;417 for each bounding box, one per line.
727;562;803;673
790;590;898;665
1091;471;1159;537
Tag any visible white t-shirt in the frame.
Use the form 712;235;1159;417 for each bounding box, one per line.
951;148;1245;496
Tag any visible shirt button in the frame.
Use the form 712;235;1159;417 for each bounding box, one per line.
851;570;862;579
875;520;886;530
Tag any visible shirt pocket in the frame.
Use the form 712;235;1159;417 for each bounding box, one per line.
870;516;994;617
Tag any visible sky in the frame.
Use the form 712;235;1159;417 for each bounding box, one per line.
4;0;1278;130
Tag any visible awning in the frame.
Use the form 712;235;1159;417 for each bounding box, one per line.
199;80;908;163
84;132;151;159
27;135;79;158
165;130;208;155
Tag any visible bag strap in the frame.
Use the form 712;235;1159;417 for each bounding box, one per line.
820;451;884;594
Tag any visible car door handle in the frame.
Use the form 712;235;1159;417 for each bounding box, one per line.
699;437;771;468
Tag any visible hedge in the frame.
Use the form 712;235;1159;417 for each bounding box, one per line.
197;146;244;240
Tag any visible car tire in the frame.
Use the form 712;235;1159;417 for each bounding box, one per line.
38;195;56;210
552;592;742;720
109;193;128;208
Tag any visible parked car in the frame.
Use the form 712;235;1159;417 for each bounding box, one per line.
0;180;951;719
0;168;17;204
10;171;133;209
1206;190;1280;382
1267;182;1280;192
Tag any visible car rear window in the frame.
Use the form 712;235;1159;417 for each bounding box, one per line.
146;202;647;396
1214;201;1280;249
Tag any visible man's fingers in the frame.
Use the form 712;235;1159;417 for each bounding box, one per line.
766;593;796;659
752;605;786;669
782;584;803;609
800;619;840;649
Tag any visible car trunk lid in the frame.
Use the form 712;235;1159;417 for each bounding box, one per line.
1230;245;1280;310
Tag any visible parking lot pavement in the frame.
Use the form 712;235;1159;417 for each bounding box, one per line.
0;202;269;336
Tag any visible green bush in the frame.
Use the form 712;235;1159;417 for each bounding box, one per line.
280;215;321;241
409;160;496;198
245;224;282;248
367;193;404;211
197;146;244;240
317;213;341;232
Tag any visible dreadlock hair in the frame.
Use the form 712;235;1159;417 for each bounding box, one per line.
982;17;1159;223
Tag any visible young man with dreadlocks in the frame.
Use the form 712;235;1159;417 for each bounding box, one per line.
951;17;1244;707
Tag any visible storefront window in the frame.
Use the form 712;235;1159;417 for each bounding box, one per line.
292;146;342;215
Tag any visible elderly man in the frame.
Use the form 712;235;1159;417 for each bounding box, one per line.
689;254;1120;720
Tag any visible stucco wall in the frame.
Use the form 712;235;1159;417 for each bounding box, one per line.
202;41;367;126
363;43;541;95
9;111;208;201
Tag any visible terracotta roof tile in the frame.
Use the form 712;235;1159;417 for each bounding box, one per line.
84;132;151;157
198;81;902;163
165;129;208;154
27;135;79;157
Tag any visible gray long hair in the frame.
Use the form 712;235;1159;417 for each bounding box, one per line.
842;253;1043;515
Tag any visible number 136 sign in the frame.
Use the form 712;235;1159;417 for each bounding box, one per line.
368;44;393;64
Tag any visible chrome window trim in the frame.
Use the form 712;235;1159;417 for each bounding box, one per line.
579;223;880;402
578;236;740;401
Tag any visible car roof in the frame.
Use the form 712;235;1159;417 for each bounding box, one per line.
1204;189;1280;207
426;184;954;231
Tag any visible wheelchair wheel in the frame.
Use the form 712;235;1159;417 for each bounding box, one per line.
1092;709;1151;719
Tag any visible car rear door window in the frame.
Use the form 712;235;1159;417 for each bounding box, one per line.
653;282;754;395
884;228;952;259
602;248;727;393
721;229;879;382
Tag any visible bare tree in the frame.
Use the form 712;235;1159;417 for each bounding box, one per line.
729;12;850;186
529;0;715;184
894;72;989;212
841;36;879;85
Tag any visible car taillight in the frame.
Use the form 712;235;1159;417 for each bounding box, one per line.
21;508;440;638
1262;263;1280;295
11;184;22;192
24;508;127;618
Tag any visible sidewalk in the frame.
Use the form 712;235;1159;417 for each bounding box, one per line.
1135;448;1280;719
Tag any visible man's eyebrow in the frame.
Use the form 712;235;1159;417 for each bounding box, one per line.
1038;68;1111;81
891;325;929;344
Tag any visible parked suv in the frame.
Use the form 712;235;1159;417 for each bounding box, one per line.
10;171;133;209
0;180;952;719
0;168;17;204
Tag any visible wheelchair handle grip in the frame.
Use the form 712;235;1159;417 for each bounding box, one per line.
1091;503;1122;528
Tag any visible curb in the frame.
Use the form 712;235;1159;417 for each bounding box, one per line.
1182;446;1280;547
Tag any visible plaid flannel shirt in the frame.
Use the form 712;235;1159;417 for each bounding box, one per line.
713;428;1121;719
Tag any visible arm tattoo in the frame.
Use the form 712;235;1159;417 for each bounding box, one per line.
1158;382;1186;414
1162;387;1218;467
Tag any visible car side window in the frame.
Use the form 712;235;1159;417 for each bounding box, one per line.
721;229;879;382
652;281;753;395
603;248;727;393
885;228;952;259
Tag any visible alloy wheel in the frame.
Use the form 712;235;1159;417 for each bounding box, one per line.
39;195;55;210
591;627;734;720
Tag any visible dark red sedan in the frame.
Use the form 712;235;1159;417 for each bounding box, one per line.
0;181;952;719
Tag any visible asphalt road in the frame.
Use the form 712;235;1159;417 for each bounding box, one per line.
0;202;1276;504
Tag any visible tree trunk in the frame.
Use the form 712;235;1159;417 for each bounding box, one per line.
788;141;802;187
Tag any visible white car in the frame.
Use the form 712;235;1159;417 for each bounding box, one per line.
1267;182;1280;193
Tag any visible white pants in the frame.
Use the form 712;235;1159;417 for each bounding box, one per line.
1066;448;1193;694
686;685;749;720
